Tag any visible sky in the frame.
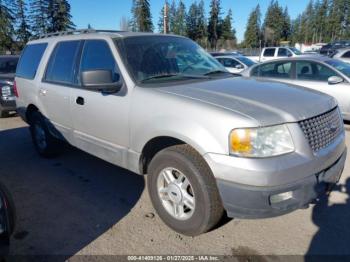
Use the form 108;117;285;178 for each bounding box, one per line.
70;0;308;43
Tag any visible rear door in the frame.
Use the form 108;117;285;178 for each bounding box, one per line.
70;39;131;167
294;60;350;116
39;40;81;141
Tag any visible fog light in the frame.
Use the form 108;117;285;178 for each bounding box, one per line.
270;191;293;204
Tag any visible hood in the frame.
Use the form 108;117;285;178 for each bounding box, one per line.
156;77;336;126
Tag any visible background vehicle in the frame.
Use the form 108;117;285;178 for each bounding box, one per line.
15;30;346;236
215;55;256;74
331;48;350;64
320;40;350;56
250;47;304;62
0;182;16;256
0;55;19;118
241;56;350;120
210;51;244;57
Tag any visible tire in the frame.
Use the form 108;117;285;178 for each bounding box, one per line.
29;111;61;157
0;183;16;235
147;144;224;236
0;110;9;118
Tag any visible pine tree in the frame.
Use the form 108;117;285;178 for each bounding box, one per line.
208;0;222;50
262;0;284;46
29;0;49;36
281;7;291;41
131;0;153;32
173;0;187;36
47;0;75;33
13;0;31;48
0;0;15;51
243;5;261;48
186;0;207;44
221;9;235;40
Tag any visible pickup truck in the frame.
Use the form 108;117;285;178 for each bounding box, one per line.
15;30;346;236
250;47;304;63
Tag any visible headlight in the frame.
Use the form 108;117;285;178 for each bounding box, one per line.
1;85;11;98
229;125;294;157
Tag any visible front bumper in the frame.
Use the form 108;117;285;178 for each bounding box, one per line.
215;150;346;218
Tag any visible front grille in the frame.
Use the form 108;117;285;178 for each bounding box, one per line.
299;107;343;152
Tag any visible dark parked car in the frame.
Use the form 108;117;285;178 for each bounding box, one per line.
320;40;350;56
0;182;15;256
0;55;19;118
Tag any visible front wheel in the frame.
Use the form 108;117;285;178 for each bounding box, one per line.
147;145;224;236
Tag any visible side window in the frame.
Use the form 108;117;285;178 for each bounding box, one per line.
251;66;260;77
222;58;240;68
342;51;350;58
258;61;292;79
263;48;276;57
45;41;81;84
296;61;337;81
80;40;119;83
16;43;47;79
278;48;288;57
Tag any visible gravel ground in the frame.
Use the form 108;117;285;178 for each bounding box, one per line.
0;116;349;258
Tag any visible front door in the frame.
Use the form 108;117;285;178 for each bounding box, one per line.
70;39;131;167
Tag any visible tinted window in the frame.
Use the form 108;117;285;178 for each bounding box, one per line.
263;48;275;57
16;43;47;79
218;58;240;68
80;40;119;82
254;61;292;79
45;41;80;84
342;51;350;58
0;57;18;74
236;56;255;67
277;48;291;57
296;61;337;81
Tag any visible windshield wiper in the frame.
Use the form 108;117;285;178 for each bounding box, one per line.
204;70;231;76
141;73;208;83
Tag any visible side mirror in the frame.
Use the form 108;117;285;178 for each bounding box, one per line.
328;76;344;85
287;53;293;57
81;70;123;93
235;64;244;69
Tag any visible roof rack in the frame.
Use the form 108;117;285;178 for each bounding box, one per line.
38;29;126;39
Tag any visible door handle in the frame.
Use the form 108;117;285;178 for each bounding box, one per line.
76;96;85;105
39;88;47;96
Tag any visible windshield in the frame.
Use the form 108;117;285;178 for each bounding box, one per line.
289;47;302;55
116;36;229;83
0;57;18;74
236;56;256;67
325;59;350;78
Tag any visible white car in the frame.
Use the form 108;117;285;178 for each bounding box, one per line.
215;55;256;74
332;48;350;64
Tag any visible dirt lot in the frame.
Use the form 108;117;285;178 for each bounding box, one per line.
0;116;349;258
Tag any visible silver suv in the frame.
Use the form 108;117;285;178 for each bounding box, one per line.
15;30;346;236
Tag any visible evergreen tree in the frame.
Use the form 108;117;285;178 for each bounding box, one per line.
47;0;75;33
29;0;49;36
221;9;235;40
13;0;31;48
186;0;207;44
262;0;284;46
0;0;15;51
131;0;153;32
173;0;187;36
281;7;291;41
208;0;222;49
243;5;261;48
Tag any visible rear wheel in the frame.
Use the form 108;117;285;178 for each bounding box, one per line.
29;112;61;157
147;145;224;236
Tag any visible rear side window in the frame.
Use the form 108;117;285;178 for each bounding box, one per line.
252;61;292;79
277;48;291;57
0;57;18;74
263;48;276;57
45;41;81;84
16;43;47;79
